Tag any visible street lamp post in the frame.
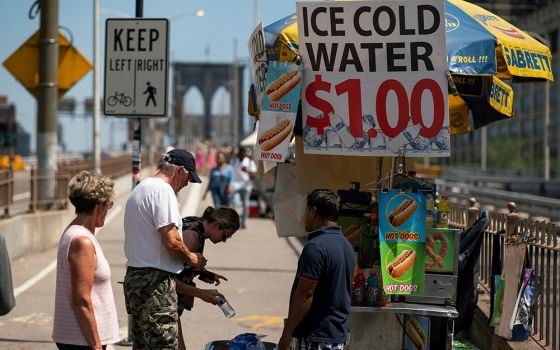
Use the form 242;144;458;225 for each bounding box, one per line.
93;0;100;174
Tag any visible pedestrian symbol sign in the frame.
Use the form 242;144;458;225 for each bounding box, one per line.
104;18;168;117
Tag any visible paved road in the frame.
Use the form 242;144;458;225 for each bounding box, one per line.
0;179;303;349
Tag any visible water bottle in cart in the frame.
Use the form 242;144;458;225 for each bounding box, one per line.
365;271;379;307
329;113;356;148
437;195;450;228
353;269;366;306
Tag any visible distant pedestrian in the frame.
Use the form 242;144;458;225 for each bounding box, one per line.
52;171;119;350
204;151;233;208
195;146;206;176
144;82;157;106
123;149;206;349
278;189;355;350
175;206;241;350
206;144;217;173
231;147;257;228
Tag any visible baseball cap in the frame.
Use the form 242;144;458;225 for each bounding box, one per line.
164;149;202;183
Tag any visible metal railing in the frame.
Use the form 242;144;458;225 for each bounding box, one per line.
449;199;559;349
0;153;156;217
437;179;560;223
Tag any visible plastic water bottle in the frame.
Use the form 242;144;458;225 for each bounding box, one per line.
437;195;450;228
426;193;435;228
353;269;366;306
217;297;236;318
365;271;379;307
329;114;355;148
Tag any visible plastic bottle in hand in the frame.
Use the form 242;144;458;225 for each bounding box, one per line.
329;113;355;148
353;269;366;306
217;297;236;318
365;271;379;307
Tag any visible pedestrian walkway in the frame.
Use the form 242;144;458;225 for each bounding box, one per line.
0;171;304;349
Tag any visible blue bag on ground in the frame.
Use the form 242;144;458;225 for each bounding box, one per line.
229;333;266;350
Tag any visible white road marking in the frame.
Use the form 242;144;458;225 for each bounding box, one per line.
13;205;122;298
13;261;56;297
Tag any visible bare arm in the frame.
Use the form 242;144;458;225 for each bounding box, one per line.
158;224;205;270
175;279;223;305
68;236;103;350
278;278;317;350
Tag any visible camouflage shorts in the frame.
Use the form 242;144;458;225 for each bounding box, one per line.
124;267;178;350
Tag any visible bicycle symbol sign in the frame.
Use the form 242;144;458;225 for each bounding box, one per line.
103;18;169;118
107;91;132;107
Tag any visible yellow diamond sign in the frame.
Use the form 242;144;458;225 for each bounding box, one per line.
3;30;92;99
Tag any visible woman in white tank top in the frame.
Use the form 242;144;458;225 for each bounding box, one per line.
52;172;119;350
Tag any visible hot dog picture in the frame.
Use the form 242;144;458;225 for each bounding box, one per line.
405;316;428;350
387;249;416;278
258;119;292;151
388;199;418;226
266;70;302;101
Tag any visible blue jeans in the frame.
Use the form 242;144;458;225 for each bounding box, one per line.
234;188;250;227
211;190;230;208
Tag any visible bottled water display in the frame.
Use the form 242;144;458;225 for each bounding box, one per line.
329;113;355;148
303;115;327;147
386;122;421;153
325;128;342;148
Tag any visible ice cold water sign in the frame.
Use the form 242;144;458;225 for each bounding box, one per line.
297;0;450;157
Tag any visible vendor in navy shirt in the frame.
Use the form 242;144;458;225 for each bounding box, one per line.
278;189;355;350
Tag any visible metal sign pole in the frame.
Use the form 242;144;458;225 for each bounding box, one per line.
125;0;143;346
132;0;143;189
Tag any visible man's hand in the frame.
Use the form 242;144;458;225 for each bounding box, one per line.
187;252;206;270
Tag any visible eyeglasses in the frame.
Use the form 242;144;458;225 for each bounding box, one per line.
221;227;234;241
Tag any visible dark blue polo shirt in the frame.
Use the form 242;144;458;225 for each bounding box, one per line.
290;225;355;343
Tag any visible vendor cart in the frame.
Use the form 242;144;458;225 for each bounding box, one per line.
246;0;553;349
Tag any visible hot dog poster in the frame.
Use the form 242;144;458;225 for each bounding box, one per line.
296;1;450;157
256;61;303;162
403;315;430;350
379;190;426;295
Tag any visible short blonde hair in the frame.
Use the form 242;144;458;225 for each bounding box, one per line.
68;171;114;214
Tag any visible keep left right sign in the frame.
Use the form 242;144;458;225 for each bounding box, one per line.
104;18;169;117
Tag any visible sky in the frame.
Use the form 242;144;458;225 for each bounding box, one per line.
0;0;305;154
